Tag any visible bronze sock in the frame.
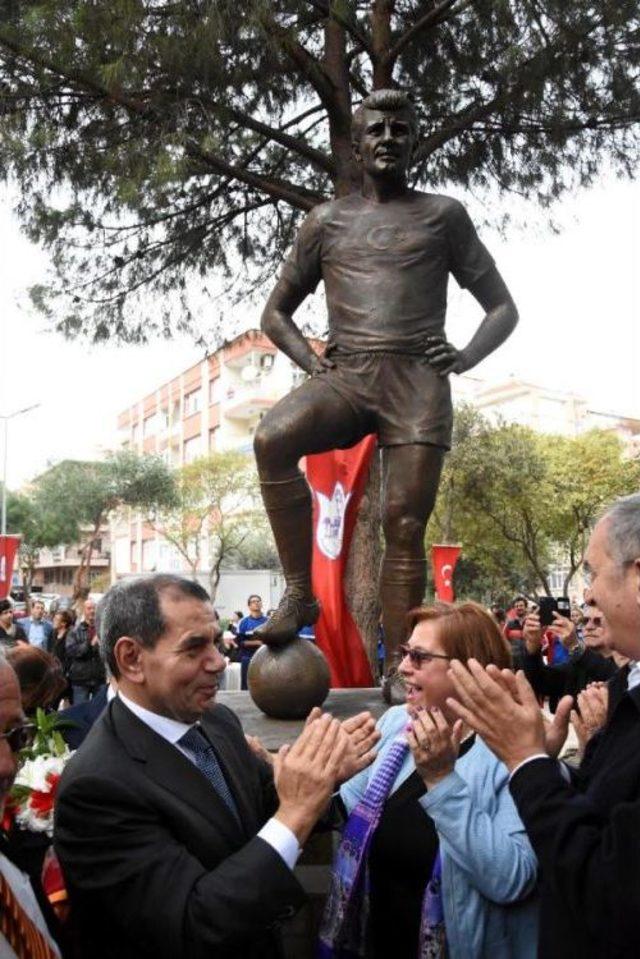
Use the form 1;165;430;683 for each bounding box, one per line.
260;473;314;599
380;556;429;669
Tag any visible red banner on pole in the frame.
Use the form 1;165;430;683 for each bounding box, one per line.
431;544;462;603
0;536;21;599
306;437;377;688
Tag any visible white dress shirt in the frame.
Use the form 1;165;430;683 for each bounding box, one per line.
117;692;301;870
627;661;640;691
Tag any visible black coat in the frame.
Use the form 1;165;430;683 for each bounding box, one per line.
65;621;106;688
53;697;305;959
522;646;617;706
509;667;640;958
58;684;109;749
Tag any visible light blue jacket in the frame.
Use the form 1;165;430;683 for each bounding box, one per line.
339;706;539;959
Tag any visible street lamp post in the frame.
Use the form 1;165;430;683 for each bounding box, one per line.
1;403;41;596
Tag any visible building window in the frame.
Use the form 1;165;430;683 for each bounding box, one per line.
183;435;202;464
143;413;159;437
209;427;219;452
142;540;157;572
209;377;221;405
184;389;202;416
171;400;181;425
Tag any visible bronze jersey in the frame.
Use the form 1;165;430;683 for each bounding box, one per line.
280;191;495;355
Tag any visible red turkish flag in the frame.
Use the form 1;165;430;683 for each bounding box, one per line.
431;544;462;603
0;536;21;599
306;436;376;687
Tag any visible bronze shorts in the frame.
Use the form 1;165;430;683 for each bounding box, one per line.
318;352;453;449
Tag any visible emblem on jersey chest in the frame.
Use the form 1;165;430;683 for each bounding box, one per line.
365;224;407;251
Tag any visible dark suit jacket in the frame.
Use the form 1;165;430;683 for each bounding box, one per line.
58;684;109;749
54;697;306;959
522;646;617;707
509;667;640;958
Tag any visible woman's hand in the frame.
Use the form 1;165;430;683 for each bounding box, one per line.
407;707;464;788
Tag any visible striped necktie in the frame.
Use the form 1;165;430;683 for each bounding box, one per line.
0;870;58;959
179;726;240;821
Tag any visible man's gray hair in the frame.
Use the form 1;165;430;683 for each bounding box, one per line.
600;493;640;565
352;88;418;144
97;574;211;678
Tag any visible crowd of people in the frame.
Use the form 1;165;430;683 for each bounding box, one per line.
0;491;637;958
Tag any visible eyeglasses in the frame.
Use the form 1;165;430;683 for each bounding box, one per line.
398;644;452;667
583;616;603;628
0;724;36;754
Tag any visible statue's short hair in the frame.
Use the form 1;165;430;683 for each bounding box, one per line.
351;89;418;145
97;574;211;678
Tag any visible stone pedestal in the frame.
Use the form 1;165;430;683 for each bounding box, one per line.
217;686;387;749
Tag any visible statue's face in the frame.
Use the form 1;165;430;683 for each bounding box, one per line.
355;108;414;179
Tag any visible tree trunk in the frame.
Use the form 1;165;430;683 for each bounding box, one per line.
345;451;382;680
323;15;359;196
72;522;101;602
371;0;395;88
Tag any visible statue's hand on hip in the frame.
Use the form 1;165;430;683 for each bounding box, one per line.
424;336;466;377
309;354;336;377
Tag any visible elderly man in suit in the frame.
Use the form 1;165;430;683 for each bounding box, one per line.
444;493;640;959
54;574;377;959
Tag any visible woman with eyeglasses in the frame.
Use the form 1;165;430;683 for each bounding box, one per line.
320;602;539;959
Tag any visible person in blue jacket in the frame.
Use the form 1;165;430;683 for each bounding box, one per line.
321;602;543;959
237;594;267;689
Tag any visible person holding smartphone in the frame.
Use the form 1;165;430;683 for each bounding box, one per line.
522;604;616;710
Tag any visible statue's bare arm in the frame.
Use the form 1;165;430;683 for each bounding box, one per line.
425;265;519;376
260;277;335;376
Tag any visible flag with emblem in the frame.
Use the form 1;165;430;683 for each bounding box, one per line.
306;437;376;687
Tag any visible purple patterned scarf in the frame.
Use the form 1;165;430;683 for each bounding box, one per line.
318;736;446;959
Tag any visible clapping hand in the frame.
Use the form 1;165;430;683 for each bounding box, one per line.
571;683;608;758
407;707;464;788
490;667;573;759
274;713;348;844
305;707;380;782
446;660;572;773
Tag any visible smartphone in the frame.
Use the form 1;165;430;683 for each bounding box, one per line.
538;596;558;627
556;596;571;618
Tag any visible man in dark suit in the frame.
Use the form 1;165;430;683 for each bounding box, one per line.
445;492;640;959
54;574;376;959
58;682;109;749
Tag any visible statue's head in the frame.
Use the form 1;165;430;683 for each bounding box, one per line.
352;89;418;180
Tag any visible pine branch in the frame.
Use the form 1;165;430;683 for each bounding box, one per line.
414;21;603;161
211;102;335;176
0;29;325;211
257;10;336;110
386;0;473;65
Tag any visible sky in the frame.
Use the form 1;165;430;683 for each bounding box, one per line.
0;173;638;489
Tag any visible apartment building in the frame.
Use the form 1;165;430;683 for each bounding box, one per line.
34;532;111;596
467;377;640;452
112;329;315;580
